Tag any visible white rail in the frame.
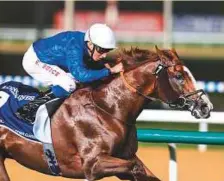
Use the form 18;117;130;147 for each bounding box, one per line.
137;110;224;124
137;110;224;152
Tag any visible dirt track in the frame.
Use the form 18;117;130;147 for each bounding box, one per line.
5;146;224;181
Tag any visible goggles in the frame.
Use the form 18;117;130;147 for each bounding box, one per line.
94;44;113;54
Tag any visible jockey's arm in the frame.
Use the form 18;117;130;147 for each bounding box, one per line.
105;62;124;74
66;45;111;83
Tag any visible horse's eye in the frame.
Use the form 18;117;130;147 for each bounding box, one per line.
175;73;184;83
176;73;182;79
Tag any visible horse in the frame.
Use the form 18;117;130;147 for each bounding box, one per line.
0;46;213;181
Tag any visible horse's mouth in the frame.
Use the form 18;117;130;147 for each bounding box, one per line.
169;94;213;119
190;103;211;119
188;98;213;119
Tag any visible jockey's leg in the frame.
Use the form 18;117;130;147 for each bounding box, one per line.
83;155;135;181
15;45;77;124
0;151;10;181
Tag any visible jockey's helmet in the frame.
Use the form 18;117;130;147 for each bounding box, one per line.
84;23;117;49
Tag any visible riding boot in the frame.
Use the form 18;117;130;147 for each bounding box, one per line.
15;90;56;124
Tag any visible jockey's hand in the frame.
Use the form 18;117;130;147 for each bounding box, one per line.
104;63;111;69
109;62;124;74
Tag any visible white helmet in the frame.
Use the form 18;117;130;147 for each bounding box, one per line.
84;23;117;49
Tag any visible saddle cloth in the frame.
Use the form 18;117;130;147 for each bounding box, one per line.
33;98;63;143
0;81;62;143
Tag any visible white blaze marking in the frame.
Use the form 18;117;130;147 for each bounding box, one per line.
183;66;213;110
183;66;197;88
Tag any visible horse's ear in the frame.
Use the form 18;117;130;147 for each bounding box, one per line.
171;48;176;54
116;48;125;63
155;45;169;64
155;45;162;55
171;48;179;59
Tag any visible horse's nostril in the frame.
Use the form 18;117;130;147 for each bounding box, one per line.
201;105;209;114
197;102;211;118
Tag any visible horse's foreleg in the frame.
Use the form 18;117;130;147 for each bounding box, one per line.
131;155;161;181
116;173;135;180
0;151;10;181
83;154;135;181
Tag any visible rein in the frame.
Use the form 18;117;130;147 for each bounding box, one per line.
120;71;157;101
90;60;206;125
89;62;169;126
120;63;206;111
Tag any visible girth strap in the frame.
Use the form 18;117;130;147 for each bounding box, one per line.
43;142;61;175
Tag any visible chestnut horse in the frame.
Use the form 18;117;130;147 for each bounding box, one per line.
0;46;213;181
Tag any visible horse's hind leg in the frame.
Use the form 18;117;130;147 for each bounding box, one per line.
0;150;10;181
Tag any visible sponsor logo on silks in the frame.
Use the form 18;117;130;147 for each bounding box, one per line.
45;149;61;175
42;64;60;77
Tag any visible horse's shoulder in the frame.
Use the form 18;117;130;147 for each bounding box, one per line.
74;86;92;96
64;87;92;105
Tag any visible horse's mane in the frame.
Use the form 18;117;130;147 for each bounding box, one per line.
83;47;159;90
118;47;159;69
80;47;181;90
117;47;182;70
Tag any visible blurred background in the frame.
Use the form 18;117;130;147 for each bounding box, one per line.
0;0;224;111
1;1;224;181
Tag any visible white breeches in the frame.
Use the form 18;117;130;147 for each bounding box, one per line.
22;45;77;93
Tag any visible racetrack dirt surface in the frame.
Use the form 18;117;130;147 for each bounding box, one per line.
5;146;224;181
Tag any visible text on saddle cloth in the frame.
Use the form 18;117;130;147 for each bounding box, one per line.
0;81;63;143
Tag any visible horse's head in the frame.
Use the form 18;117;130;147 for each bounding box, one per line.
118;46;213;119
153;46;213;118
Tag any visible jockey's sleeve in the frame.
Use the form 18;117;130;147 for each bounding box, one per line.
66;41;110;83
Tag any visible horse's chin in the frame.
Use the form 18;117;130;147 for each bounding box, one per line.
190;100;213;119
191;106;211;119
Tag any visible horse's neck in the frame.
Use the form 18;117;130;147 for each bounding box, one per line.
93;70;147;123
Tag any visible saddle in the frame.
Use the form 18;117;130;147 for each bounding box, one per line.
0;81;64;143
0;81;64;175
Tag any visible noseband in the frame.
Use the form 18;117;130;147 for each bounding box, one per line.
121;63;206;111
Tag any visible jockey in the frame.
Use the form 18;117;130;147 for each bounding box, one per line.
16;23;124;124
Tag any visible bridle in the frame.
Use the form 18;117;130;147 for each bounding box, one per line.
121;62;206;114
90;59;206;125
